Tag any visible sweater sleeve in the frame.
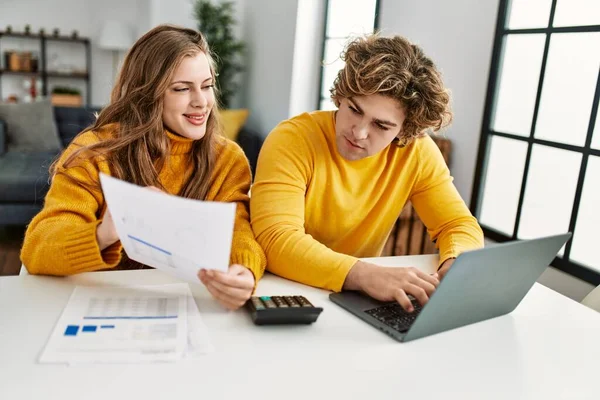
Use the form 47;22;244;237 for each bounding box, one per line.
20;134;123;275
250;123;357;292
410;136;484;266
210;141;267;282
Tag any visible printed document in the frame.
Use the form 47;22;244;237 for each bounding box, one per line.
99;173;236;282
39;284;212;364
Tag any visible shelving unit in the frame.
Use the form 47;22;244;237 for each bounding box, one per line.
0;31;91;105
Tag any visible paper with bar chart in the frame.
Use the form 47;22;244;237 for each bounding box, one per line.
39;284;186;363
99;173;236;283
39;284;213;364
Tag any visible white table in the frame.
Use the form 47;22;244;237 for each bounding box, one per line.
1;255;600;400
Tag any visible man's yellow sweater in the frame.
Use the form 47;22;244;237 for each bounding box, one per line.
250;111;484;292
21;127;266;280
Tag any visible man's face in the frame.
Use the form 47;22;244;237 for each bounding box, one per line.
335;94;406;161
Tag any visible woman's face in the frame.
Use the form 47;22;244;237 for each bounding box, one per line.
162;52;215;140
335;94;406;161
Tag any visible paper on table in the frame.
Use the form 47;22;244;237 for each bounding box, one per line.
124;284;214;358
121;283;214;358
183;285;215;357
39;284;213;364
99;173;236;282
39;284;190;364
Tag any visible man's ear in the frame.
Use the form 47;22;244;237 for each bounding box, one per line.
393;136;408;148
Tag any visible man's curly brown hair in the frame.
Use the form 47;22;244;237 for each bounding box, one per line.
331;34;452;145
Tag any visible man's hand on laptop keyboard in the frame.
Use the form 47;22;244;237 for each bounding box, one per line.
343;261;440;312
437;258;456;280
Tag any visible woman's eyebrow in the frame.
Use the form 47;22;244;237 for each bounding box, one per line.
170;77;213;85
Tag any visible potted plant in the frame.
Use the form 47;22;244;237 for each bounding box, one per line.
193;0;245;109
51;86;82;107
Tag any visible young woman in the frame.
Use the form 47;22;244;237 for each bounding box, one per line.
21;25;265;310
251;34;484;311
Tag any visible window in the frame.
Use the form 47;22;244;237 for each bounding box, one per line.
317;0;379;110
472;0;600;284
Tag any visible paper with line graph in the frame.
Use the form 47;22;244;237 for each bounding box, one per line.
99;173;236;282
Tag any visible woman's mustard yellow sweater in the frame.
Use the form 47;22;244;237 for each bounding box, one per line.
21;127;266;280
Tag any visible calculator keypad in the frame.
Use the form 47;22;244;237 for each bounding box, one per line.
271;296;289;307
246;295;323;325
250;297;265;310
295;296;313;307
250;295;315;309
259;296;277;308
284;296;300;307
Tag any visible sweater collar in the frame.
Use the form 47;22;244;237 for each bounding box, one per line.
165;129;194;155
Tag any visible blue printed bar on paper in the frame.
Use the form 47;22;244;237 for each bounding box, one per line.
82;325;97;332
127;235;172;255
64;325;79;336
100;325;115;329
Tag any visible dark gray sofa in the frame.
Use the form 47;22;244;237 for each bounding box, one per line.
0;107;264;226
0;106;99;225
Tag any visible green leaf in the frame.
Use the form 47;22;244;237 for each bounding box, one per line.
193;0;245;108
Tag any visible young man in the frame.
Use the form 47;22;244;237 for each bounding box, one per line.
250;34;484;311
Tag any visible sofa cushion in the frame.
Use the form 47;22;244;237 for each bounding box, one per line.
0;151;58;202
237;126;264;177
54;106;100;146
0;119;6;155
0;100;62;151
220;109;249;141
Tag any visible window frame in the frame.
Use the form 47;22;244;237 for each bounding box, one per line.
316;0;381;110
471;0;600;285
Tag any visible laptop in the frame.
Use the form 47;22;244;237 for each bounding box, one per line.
330;233;571;342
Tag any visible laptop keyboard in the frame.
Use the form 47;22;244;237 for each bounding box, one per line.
364;300;423;333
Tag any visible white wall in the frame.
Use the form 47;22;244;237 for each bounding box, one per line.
0;0;204;107
136;0;154;37
0;0;256;111
289;0;326;117
242;0;299;135
147;0;198;32
379;0;499;205
0;0;139;107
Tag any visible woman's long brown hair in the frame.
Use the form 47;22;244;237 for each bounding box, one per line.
53;24;222;201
